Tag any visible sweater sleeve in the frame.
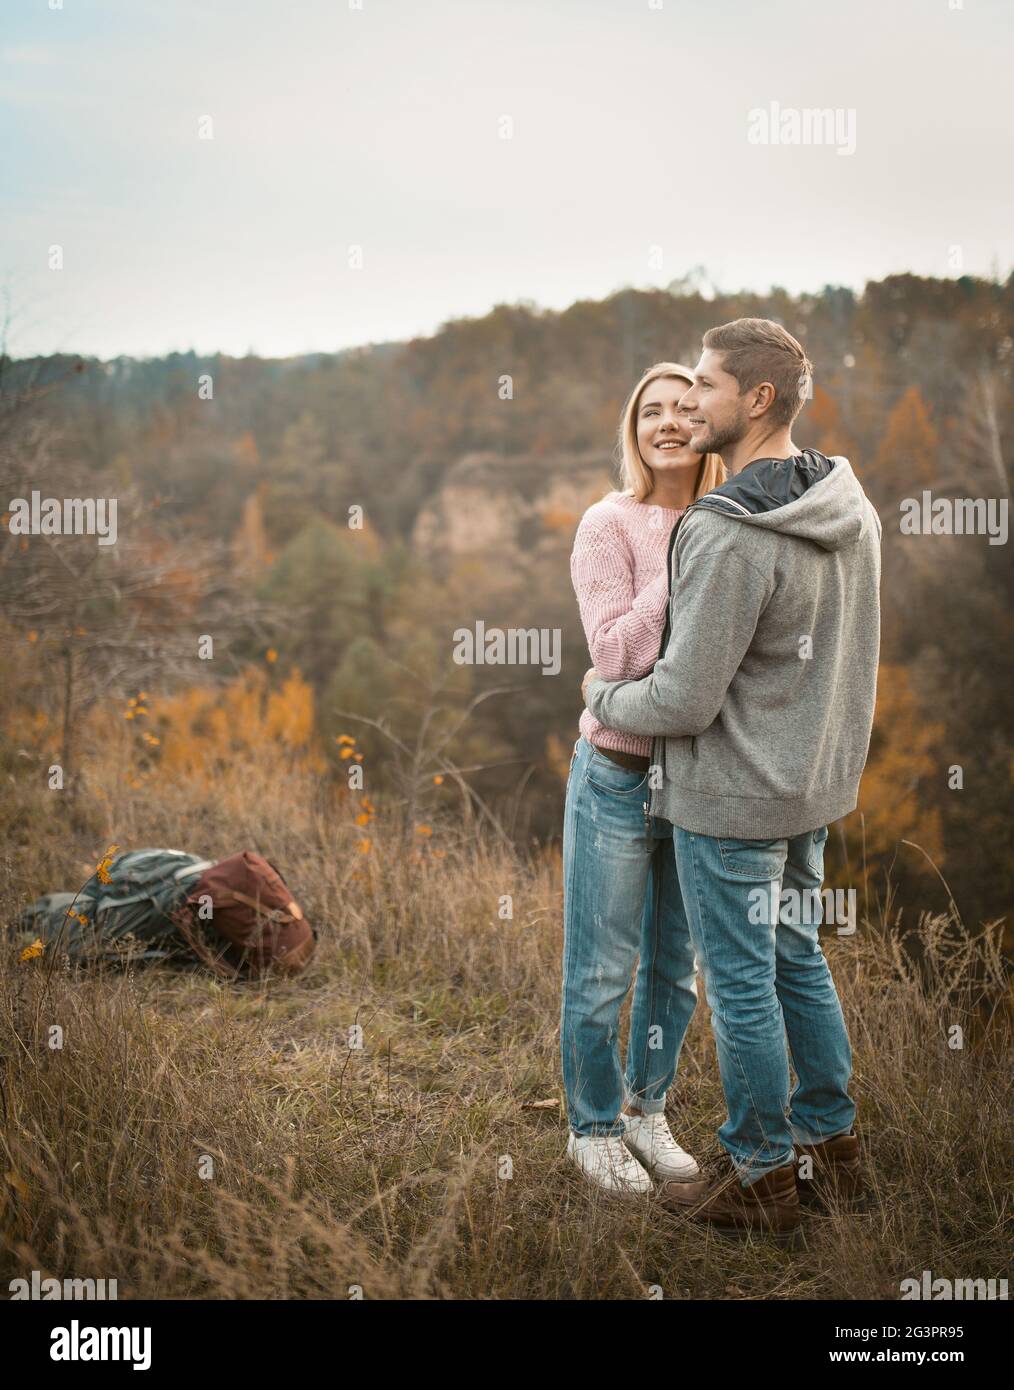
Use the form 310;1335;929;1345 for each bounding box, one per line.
585;512;773;737
570;511;671;682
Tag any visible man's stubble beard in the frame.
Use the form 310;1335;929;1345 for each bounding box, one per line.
693;417;745;457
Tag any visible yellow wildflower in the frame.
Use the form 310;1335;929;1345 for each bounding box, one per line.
19;939;46;962
96;845;119;883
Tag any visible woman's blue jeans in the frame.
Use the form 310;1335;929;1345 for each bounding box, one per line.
560;736;698;1137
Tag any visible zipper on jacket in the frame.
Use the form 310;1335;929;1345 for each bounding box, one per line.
656;503;697;661
645;511;692;839
649;506;697;824
643;732;660;850
636;503;698;848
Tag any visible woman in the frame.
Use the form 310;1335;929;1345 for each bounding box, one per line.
561;362;725;1196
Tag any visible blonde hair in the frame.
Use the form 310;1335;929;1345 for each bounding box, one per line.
618;362;726;502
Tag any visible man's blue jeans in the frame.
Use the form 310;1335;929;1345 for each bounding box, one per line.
672;825;856;1184
561;736;698;1137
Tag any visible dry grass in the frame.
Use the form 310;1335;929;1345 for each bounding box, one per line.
0;756;1010;1300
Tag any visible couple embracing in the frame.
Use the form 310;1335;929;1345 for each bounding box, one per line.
560;317;881;1240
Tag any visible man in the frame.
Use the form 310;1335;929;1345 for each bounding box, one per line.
582;317;881;1239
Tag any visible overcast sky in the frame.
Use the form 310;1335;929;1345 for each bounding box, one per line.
3;0;1012;360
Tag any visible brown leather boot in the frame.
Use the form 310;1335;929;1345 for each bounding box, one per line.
794;1132;866;1207
657;1158;802;1241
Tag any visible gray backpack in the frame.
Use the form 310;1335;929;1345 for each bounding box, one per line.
18;848;214;965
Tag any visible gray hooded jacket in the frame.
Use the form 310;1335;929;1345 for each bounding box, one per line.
585;451;882;838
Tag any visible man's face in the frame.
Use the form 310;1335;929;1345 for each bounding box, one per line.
679;349;751;455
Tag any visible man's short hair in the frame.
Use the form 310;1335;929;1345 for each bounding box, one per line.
702;317;814;427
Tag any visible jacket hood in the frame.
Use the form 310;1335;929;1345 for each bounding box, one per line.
693;449;871;552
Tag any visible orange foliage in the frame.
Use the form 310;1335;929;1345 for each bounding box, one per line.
544;730;573;784
874;386;939;494
131;531;205;619
232;488;271;575
806;385;857;463
232;431;260;470
541;506;580;534
147;668;324;778
855;662;945;862
4;705;50;749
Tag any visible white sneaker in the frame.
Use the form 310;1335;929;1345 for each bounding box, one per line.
620;1111;701;1181
566;1132;654;1196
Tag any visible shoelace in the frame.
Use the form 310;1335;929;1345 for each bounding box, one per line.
605;1136;643;1171
638;1114;686;1155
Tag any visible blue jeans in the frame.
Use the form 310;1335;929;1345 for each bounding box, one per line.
560;736;698;1137
672;825;855;1184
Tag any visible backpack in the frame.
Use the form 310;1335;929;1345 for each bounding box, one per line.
19;849;213;965
183;851;315;972
18;848;315;975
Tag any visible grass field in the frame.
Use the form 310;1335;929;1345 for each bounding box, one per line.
2;755;1010;1300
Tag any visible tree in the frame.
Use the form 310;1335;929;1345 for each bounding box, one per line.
851;663;945;866
232;486;272;576
874;385;939;500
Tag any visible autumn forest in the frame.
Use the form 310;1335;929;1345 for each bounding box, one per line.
1;272;1011;935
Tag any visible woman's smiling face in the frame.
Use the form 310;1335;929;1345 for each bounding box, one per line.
635;375;700;474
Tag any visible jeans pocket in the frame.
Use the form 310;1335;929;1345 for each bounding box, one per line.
585;750;648;796
568;739;580;779
717;837;786;880
807;824;830;877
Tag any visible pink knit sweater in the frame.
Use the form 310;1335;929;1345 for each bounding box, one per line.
571;490;687;756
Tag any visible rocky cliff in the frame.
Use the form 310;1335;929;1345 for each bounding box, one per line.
411;452;617;559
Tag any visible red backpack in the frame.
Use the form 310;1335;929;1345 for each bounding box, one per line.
184;851;315;973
